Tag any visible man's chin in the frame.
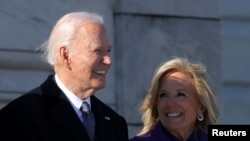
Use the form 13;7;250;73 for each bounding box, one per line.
95;83;106;90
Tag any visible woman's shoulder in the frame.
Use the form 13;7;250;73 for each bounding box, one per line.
129;135;151;141
129;123;169;141
196;129;208;141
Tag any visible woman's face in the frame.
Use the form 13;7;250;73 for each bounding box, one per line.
157;71;204;136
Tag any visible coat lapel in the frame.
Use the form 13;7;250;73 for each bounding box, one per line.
41;75;90;141
91;96;115;141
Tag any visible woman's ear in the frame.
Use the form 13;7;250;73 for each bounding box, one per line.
199;105;206;115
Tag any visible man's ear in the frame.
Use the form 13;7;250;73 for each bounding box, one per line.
59;46;71;69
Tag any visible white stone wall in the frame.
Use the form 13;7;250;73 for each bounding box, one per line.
220;0;250;124
0;0;223;139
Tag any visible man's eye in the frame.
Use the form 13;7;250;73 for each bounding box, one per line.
94;49;102;54
94;49;111;55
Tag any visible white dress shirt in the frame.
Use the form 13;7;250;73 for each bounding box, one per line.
54;74;91;122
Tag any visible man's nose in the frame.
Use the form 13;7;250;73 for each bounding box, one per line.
103;54;112;65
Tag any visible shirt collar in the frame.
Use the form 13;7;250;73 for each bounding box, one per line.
54;74;91;110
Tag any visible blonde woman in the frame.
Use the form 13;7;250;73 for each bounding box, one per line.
130;57;219;141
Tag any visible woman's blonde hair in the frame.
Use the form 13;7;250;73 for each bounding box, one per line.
137;57;219;136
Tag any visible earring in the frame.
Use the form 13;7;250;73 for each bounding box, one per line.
197;114;204;121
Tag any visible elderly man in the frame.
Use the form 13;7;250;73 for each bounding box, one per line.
0;11;128;141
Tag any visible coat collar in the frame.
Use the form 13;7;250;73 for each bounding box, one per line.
40;74;90;140
40;74;120;141
143;122;208;141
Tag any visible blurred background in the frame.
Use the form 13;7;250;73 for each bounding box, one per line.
0;0;249;138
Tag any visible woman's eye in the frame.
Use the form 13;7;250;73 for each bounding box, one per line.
177;92;186;97
159;93;167;98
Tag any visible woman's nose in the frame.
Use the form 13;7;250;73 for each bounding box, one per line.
166;97;177;106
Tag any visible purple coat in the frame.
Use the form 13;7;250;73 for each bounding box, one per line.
130;122;208;141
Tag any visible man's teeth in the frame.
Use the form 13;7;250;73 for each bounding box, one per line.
168;113;181;117
94;70;106;75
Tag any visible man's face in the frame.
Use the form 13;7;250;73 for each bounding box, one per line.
69;23;112;92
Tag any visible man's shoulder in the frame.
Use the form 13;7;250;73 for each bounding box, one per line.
0;74;54;111
2;87;42;107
